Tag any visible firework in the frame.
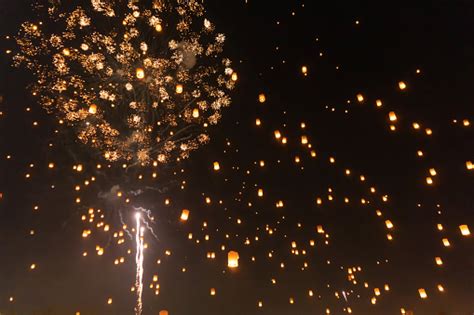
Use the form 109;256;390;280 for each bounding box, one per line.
14;0;236;166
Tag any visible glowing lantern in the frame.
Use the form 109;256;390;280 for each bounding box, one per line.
258;93;266;103
180;209;190;221
442;238;450;247
435;257;443;266
418;288;427;299
356;94;364;103
155;24;163;32
301;135;308;145
374;288;381;296
437;284;445;292
376;99;382;107
301;66;308;75
176;84;183;94
429;168;437;176
210;288;216;296
274;130;282;139
136;68;145;79
228;251;239;268
459;224;471;236
231;72;238;81
192;108;200;118
466;161;473;170
413;122;420;129
317;225;324;234
425;128;433;135
258;188;264;197
107;298;113;305
389;111;397;122
255;118;262;126
62;48;70;56
88;104;97;114
213;162;220;171
426;177;433;185
385;220;394;229
398;81;407;90
463;119;470;126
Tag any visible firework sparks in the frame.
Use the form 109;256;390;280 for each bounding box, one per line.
135;212;145;315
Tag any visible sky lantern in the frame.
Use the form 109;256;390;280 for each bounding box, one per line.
459;224;471;236
466;161;473;170
274;130;281;139
180;209;190;221
228;251;239;268
210;288;216;296
437;284;445;292
429;168;437;176
192;108;200;118
258;188;264;197
301;66;308;76
176;84;183;94
425;128;433;135
258;93;266;103
389;111;397;122
213;161;220;171
398;81;407;90
231;72;238;81
442;238;451;247
375;99;382;107
301;135;308;145
435;257;443;266
418;288;427;299
426;177;433;185
135;68;145;79
385;220;394;229
159;311;169;315
88;104;97;114
356;94;364;103
107;298;113;305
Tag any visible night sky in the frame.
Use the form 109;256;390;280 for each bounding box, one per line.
1;0;473;314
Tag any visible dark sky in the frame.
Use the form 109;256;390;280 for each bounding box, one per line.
0;0;473;314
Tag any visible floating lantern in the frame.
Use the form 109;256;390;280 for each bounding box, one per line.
135;68;145;79
258;93;266;103
176;84;183;94
418;288;427;299
88;104;97;114
180;209;190;221
460;224;471;236
228;251;239;268
389;111;397;122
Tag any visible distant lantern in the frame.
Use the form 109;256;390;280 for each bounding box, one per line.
429;168;437;176
466;161;473;170
192;108;200;118
376;99;383;107
398;81;407;90
274;130;282;139
437;284;445;292
231;72;238;81
425;128;433;135
317;225;324;234
180;209;190;221
418;288;427;299
228;251;239;268
258;93;266;103
301;66;308;75
176;84;183;94
88;104;98;114
459;224;471;236
301;135;308;145
385;220;394;229
155;24;163;32
136;68;145;79
356;94;364;103
107;298;113;304
213;161;220;171
435;257;443;266
258;188;264;197
426;177;433;185
159;311;169;315
413;122;421;129
255;118;262;126
210;288;216;296
389;111;397;122
374;288;381;296
442;238;451;247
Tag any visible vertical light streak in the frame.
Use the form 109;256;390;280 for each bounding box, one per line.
135;213;145;315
